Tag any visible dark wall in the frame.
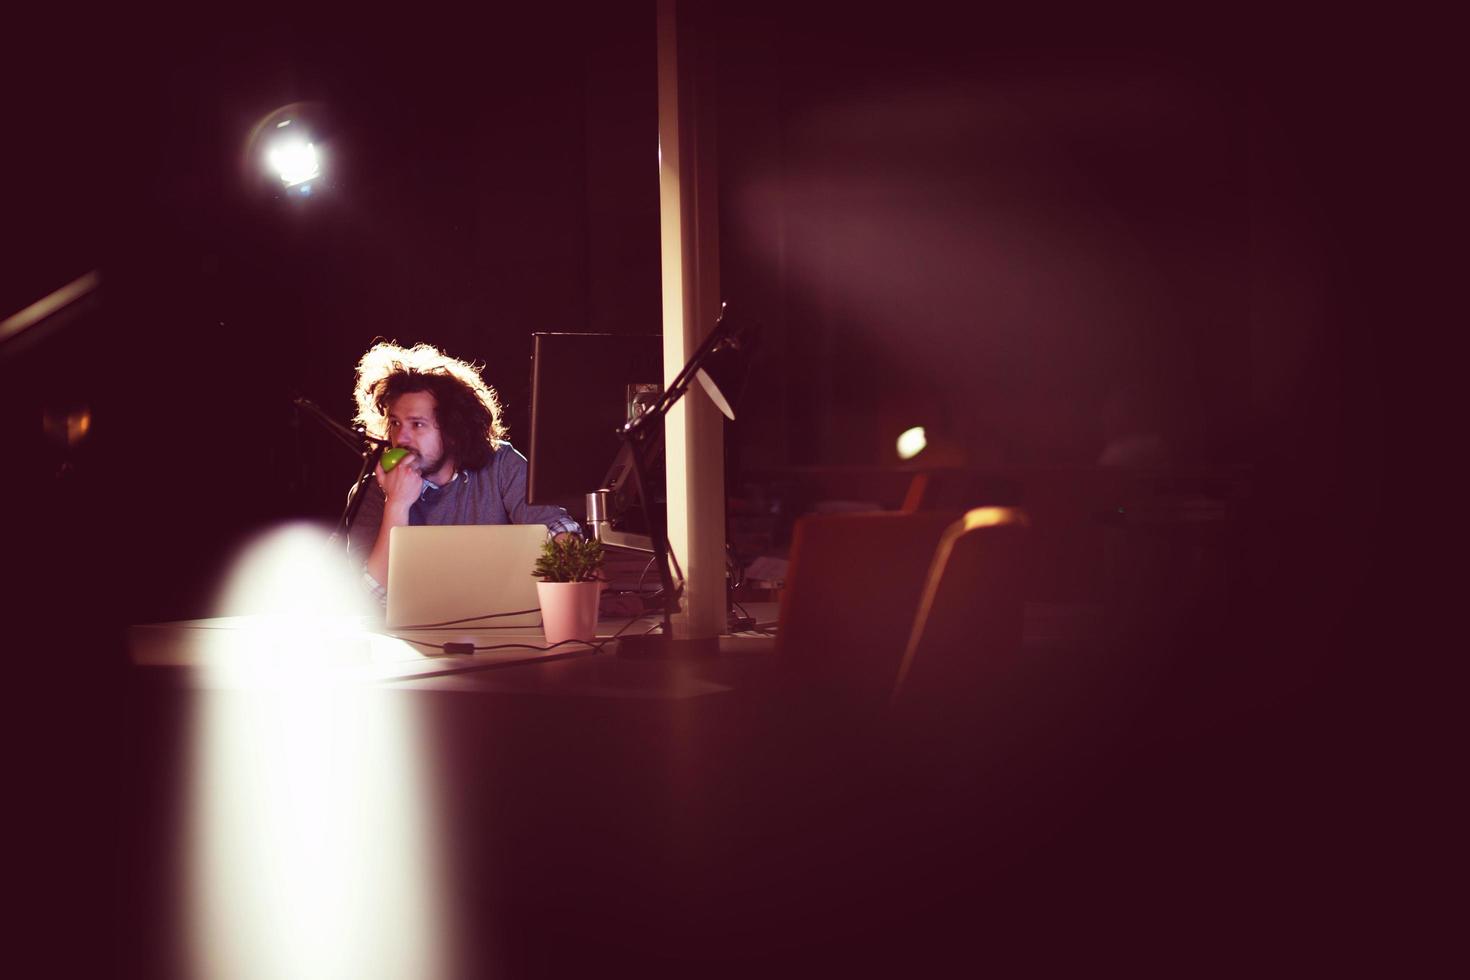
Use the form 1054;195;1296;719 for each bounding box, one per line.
710;2;1394;705
712;3;1392;622
718;7;1261;470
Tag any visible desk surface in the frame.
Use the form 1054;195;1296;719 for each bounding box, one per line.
128;604;781;697
113;595;1268;976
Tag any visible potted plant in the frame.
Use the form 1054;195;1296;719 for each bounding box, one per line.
532;535;605;644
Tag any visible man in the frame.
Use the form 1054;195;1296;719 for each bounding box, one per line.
345;340;580;600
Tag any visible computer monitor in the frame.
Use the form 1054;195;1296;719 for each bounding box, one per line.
526;332;663;513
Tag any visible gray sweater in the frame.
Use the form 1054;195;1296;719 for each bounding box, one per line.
345;442;581;567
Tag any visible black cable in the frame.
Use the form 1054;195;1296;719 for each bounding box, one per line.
726;543;745;590
635;556;659;594
387;607;654;656
395;607;541;630
636;538;683;596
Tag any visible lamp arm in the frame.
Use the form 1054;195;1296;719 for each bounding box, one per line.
627;312;733;434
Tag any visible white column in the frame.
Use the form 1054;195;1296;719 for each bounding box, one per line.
657;0;726;639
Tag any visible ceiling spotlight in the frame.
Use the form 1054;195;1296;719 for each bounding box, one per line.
266;130;321;188
244;104;333;197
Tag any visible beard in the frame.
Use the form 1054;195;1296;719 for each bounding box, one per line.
408;449;446;480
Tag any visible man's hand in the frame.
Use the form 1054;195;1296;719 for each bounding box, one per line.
376;457;424;510
365;457;421;589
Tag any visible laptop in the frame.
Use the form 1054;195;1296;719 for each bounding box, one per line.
386;524;548;630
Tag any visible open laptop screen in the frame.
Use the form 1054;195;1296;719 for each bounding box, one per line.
386;524;548;629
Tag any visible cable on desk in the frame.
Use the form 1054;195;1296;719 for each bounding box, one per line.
394;607;542;630
388;608;654;657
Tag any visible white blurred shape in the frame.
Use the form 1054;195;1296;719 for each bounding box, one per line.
188;523;451;978
208;523;377;686
213;523;371;621
896;425;928;460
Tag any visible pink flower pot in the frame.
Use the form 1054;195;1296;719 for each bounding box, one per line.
536;581;602;644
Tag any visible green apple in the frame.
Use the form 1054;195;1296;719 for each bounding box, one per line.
381;447;410;472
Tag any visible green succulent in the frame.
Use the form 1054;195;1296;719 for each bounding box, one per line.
532;535;605;583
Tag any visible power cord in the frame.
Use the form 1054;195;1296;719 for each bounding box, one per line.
388;607;655;656
635;555;660;595
395;607;541;630
728;597;758;633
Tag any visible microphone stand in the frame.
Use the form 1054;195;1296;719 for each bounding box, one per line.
292;397;389;541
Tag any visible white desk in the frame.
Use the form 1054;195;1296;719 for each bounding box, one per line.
128;604;780;694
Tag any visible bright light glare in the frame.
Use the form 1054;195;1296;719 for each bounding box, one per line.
188;523;450;978
266;137;320;186
202;522;429;685
213;523;369;621
208;523;376;685
897;426;928;460
187;685;449;979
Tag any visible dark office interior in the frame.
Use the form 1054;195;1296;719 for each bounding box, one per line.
4;3;1408;975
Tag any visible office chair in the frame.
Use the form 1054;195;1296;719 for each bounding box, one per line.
890;506;1031;714
887;506;1110;809
776;509;964;706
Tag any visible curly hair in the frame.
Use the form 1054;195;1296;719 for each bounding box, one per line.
352;341;507;471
